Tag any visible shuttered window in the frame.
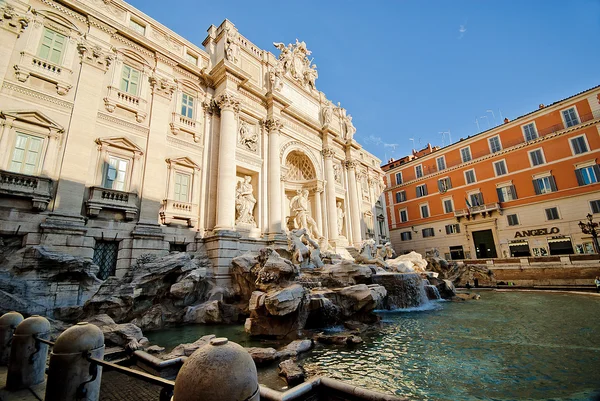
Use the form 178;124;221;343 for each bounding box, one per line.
590;200;600;214
399;209;408;223
529;149;545;166
489;136;502;153
422;228;435;237
494;160;507;176
395;191;406;203
174;172;191;201
460;147;472;162
401;232;412;241
445;224;460;234
562;108;579;127
416;184;428;198
38;28;65;64
507;214;519;226
523;123;538;141
575;165;599;186
9;133;43;175
465;169;476;184
420;204;429;218
497;185;517;202
121;65;140;95
436;157;446;171
104;156;129;191
545;207;560;220
533;176;557;195
395;172;403;185
437;177;451;193
443;199;454;213
570;136;588;155
470;192;484;206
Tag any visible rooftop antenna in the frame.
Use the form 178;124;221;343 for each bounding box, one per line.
486;110;496;126
409;138;415;151
439;131;451;147
480;115;490;128
475;118;480;132
499;109;504;121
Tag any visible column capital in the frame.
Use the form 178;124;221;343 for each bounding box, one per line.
264;118;283;134
322;147;335;159
344;159;358;170
216;92;240;112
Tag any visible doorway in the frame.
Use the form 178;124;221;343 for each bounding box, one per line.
472;229;497;259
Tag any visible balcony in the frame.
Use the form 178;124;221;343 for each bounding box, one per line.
0;170;53;211
14;52;73;95
160;199;198;227
454;202;501;220
169;112;202;142
86;186;138;220
103;86;148;123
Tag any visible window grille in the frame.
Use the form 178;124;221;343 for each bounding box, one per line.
93;241;119;280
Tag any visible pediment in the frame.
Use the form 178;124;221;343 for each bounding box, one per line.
0;110;64;132
166;156;200;170
95;137;144;155
36;10;82;34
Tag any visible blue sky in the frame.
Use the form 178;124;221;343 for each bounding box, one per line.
128;0;600;163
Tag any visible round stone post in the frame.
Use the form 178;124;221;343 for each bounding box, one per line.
173;337;259;401
6;315;51;391
266;118;283;237
323;148;338;242
345;159;363;246
214;93;240;232
0;312;24;365
45;322;105;401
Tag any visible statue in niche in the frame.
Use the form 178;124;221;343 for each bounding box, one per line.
235;176;256;225
333;164;341;183
289;189;321;239
336;202;345;236
343;114;356;140
225;27;239;64
239;121;258;152
321;101;333;126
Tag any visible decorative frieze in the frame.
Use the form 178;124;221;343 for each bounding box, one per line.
149;76;177;100
77;41;114;72
2;81;73;110
238;120;258;152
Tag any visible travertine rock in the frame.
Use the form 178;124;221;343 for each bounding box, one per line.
245;347;279;365
183;300;239;324
278;359;305;386
163;335;216;359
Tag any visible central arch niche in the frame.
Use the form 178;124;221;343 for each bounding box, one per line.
282;150;321;233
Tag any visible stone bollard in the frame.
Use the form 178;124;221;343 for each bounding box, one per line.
173;337;260;401
0;312;24;365
6;315;51;391
45;322;105;401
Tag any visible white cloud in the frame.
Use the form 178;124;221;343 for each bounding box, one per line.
458;24;467;39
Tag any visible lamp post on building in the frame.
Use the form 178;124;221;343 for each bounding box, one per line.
578;213;600;254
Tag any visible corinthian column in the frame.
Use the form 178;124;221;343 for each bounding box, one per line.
214;93;239;232
323;148;338;242
266;118;284;237
345;159;362;246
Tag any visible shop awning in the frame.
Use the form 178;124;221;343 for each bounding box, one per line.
509;241;529;246
548;237;572;243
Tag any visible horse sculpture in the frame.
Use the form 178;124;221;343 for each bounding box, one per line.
354;239;388;268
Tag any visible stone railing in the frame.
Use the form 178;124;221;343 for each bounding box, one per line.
15;51;73;95
454;202;501;219
86;186;138;220
160;199;198;227
0;170;53;211
104;86;148;123
169;112;201;142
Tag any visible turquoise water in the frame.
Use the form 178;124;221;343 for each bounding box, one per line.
148;291;600;400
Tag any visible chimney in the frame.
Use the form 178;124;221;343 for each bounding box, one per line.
504;117;510;124
539;104;545;109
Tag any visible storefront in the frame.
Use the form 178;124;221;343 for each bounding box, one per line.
547;236;574;255
508;240;530;257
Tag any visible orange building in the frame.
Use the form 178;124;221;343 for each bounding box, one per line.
382;86;600;260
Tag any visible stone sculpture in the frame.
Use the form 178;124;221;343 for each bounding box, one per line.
273;39;318;90
235;176;256;225
343;114;356;140
289;189;321;239
239;121;258;152
354;239;388;268
333;163;341;183
321;101;333;126
289;228;323;269
336;202;345;236
268;62;284;92
225;27;239;63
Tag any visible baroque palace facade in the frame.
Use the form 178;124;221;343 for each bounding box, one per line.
0;0;388;284
383;86;600;261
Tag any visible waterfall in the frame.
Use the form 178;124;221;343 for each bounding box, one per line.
372;272;431;309
425;284;441;301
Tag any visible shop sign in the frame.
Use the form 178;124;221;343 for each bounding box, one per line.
514;227;559;238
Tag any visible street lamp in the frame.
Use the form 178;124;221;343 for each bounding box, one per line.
578;213;600;254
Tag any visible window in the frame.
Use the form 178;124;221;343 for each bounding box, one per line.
400;232;412;241
170;242;187;252
103;156;129;191
494;160;507;176
529;149;545;167
129;19;146;35
575;165;599;186
545;207;560;220
437;177;452;193
174;172;191;202
120;65;141;95
395;191;406;203
445;224;460;234
470;192;484;207
399;209;408;223
562;107;579;127
422;228;435;237
533;175;557;195
420;204;430;218
9;133;43;175
415;165;423;178
464;169;476;184
497;185;517;202
570;135;589;155
181;93;194;119
443;198;454;213
522;123;538;142
93;241;119;280
590;200;600;214
460;147;472;163
507;214;519;226
38;28;66;65
395;172;403;185
436;156;446;171
416;184;428;198
185;53;198;65
489;136;502;153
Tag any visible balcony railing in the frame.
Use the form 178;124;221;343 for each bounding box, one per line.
104;86;148;123
454;202;501;219
16;51;73;95
0;170;53;211
160;199;198;227
86;186;138;220
169;113;201;141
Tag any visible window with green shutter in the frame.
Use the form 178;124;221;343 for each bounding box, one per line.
38;28;65;64
174;172;191;202
120;65;140;95
9;133;43;175
575;165;599;186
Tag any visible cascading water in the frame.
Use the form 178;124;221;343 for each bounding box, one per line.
372;272;431;309
424;284;441;300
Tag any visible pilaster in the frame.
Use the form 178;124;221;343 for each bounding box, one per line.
322;147;339;243
345;158;362;246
